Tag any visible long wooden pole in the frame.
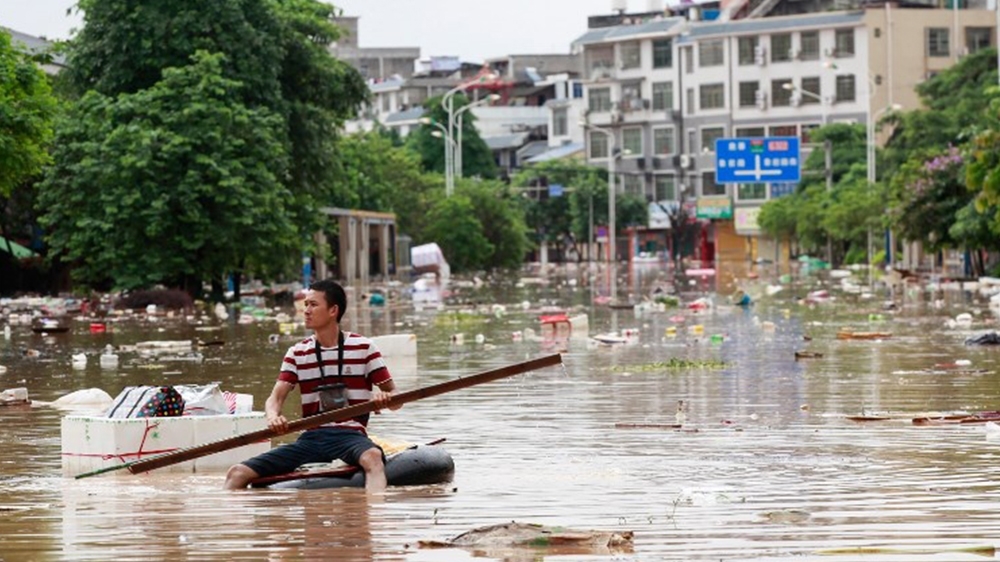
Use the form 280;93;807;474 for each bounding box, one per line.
76;353;562;479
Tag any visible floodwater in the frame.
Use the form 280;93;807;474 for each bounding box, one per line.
3;262;1000;561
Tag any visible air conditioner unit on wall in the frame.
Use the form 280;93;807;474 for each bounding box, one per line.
679;154;694;169
754;45;767;66
755;89;767;110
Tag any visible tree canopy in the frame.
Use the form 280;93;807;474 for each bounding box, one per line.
38;52;297;293
0;30;58;198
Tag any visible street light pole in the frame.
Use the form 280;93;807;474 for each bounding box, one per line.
782;82;827;125
420;118;453;193
440;72;498;196
582;123;618;305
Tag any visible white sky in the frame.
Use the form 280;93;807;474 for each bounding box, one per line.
4;0;672;63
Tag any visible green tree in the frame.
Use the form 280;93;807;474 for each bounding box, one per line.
38;52;296;294
62;0;369;274
420;180;530;273
0;30;58;198
422;195;493;273
408;94;497;179
757;123;878;264
332;131;437;237
65;0;283;105
0;30;59;267
513;159;649;262
889;146;972;253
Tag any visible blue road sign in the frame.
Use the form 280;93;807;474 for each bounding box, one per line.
714;137;801;184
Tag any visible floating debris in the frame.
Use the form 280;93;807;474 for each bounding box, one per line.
420;522;633;550
611;359;729;372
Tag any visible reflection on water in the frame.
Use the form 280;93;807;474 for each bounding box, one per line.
2;263;1000;560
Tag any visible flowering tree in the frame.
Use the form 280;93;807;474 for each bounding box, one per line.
887;146;974;253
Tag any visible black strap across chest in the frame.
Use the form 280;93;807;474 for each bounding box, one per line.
314;331;344;384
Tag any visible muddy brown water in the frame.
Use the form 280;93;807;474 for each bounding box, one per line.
2;265;1000;561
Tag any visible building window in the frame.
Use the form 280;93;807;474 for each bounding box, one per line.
698;40;724;67
801;123;820;143
623;174;645;196
381;95;391;113
967;27;992;54
653;38;673;68
589;130;609;159
835;75;856;102
587;46;614;74
589;87;612;112
702;171;726;196
927;28;950;57
736;126;765;137
686;87;695;114
655;175;677;201
699;83;725;110
769;125;797;137
738;183;767;200
620;81;642;112
771;33;792;62
684;47;694;74
622;127;643;156
834;29;855;57
687;129;696;155
738;81;759;107
553;107;568;136
700;127;725;153
801;76;821;104
653;127;675;155
800;31;819;60
772;79;792;106
738;37;758;66
572;82;584;98
620;41;641;70
652;81;673;111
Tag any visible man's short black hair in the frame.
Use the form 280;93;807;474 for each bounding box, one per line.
310;279;347;321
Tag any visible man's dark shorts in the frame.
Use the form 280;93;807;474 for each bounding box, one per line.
242;427;383;478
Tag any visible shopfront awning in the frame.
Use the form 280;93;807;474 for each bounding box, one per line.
0;236;38;259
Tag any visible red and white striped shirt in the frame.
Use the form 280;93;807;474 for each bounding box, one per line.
278;332;391;433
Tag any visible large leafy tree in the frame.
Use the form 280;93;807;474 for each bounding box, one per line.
332;131;437;237
420;180;530;273
0;30;58;198
0;30;59;265
757;123;877;264
408;94;497;179
65;0;283;106
55;0;368;292
38;52;296;293
513;159;649;262
889;146;972;252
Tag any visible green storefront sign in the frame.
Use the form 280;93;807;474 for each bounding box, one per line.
696;196;733;219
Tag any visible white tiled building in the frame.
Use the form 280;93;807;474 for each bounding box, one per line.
571;5;997;266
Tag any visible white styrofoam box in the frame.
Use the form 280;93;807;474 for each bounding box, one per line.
61;413;269;476
371;334;418;378
371;333;417;358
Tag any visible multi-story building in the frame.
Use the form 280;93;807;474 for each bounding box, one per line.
572;4;997;268
331;17;420;81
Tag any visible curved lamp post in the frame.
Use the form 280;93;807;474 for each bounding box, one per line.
440;74;497;196
782;82;828;125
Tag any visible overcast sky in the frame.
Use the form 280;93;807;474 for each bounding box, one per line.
5;0;671;63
